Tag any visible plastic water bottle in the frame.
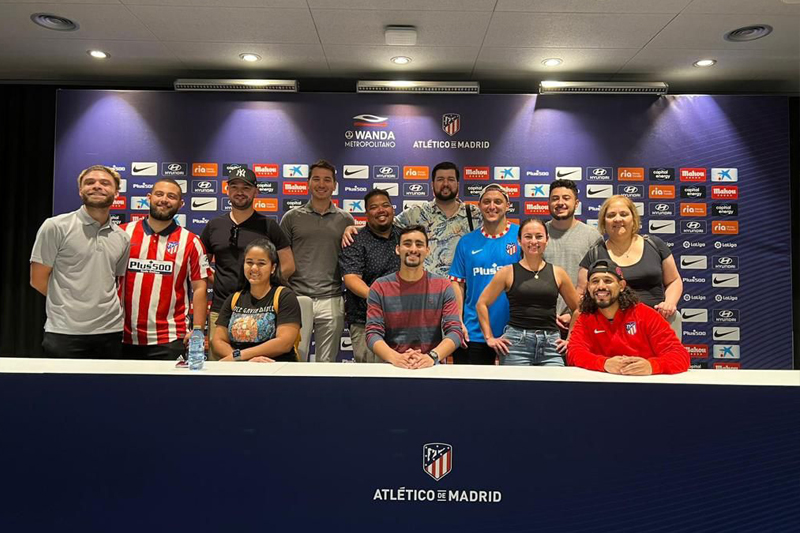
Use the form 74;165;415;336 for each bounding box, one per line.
188;327;206;371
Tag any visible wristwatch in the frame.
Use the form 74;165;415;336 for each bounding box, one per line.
232;349;242;361
428;350;440;365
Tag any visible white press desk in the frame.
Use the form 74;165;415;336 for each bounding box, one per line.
1;359;798;533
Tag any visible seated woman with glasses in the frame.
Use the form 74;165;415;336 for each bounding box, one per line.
212;238;301;362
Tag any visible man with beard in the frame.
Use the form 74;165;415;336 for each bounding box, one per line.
281;159;355;362
568;259;689;375
30;165;131;358
119;178;210;360
342;161;477;277
366;226;464;368
543;179;602;335
201;167;294;359
339;189;401;362
449;184;520;365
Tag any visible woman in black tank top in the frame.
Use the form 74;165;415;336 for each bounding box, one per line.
476;218;580;366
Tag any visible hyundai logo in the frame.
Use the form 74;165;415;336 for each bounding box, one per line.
168;163;182;172
719;310;734;318
409;184;423;192
197;181;212;188
592;168;608;176
379;166;393;174
686;221;701;229
624;186;638;194
655;204;669;211
717;257;733;265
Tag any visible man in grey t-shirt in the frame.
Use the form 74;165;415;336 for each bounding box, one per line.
30;165;130;358
543;179;602;335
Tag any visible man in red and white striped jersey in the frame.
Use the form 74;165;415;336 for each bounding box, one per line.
119;178;209;360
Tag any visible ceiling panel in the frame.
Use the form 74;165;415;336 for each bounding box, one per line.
323;44;480;75
483;12;674;48
474;47;639;78
125;5;318;43
164;41;329;73
122;0;305;6
685;0;800;15
621;47;800;78
0;3;156;40
495;0;692;14
308;0;495;10
313;9;492;46
647;13;800;50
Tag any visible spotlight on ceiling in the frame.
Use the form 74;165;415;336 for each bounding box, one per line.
174;79;298;92
693;59;717;67
87;50;110;59
542;58;563;67
391;56;412;65
539;81;669;95
357;80;479;94
31;13;79;31
239;53;261;62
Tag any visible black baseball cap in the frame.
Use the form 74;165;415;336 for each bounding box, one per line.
587;259;624;281
227;167;257;186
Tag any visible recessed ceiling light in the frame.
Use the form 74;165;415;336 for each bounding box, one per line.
87;50;110;59
724;25;773;42
542;58;563;67
391;56;412;65
693;59;716;67
239;53;261;62
31;13;79;31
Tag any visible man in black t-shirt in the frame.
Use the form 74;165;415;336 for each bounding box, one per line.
200;167;294;359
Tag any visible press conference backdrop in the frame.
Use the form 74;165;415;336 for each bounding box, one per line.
53;91;792;369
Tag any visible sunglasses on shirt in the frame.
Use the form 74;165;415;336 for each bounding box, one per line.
229;225;240;249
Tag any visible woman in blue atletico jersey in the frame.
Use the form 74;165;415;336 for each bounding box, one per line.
476;218;580;366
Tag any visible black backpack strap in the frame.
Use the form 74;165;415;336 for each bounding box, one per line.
466;204;474;232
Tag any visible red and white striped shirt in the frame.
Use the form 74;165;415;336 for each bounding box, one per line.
120;220;209;345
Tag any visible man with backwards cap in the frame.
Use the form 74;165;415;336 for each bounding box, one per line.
568;259;689;375
201;166;294;359
448;183;520;365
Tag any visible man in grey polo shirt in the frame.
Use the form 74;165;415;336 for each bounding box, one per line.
280;159;355;362
30;164;130;358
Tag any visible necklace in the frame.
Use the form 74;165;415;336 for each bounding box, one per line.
608;238;634;259
527;260;546;279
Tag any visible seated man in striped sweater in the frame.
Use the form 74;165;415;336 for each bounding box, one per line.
366;225;464;369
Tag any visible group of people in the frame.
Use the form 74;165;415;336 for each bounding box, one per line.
30;160;690;375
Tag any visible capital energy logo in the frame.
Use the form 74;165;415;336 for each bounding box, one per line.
649;202;674;217
190;197;217;211
283;199;303;211
494;167;520;181
680;185;706;199
525;184;550;198
681;308;708;323
343;199;365;213
711;168;738;182
254;164;279;178
109;213;127;224
648;220;675;234
162;162;187;176
618;185;643;199
681;220;706;234
617;167;644;181
373;165;399;180
507;202;520;215
524;201;549;216
680;203;707;217
131;162;158;176
713;345;740;359
554;167;581;180
680;168;706;182
404;166;429;180
111;197;127;210
442;113;461;136
192;163;218;177
711;185;738;200
713;256;738;270
684;344;709;358
712;203;738;217
712;274;739;288
714;309;739;323
712;221;738;234
464;166;490;180
283;181;308;195
257;181;277;195
649;185;675;199
586;184;613;198
192;180;217;194
649;167;675;181
284;164;309;179
132;196;151;210
713;327;740;342
586;167;613;181
374;183;400;196
254;198;278;212
464;183;487;198
680;255;707;269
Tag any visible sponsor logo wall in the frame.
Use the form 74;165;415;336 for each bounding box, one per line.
54;92;792;368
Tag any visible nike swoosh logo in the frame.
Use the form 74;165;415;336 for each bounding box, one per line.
588;188;608;195
682;259;703;266
557;170;578;178
594;329;605;334
192;200;213;208
683;312;704;319
471;249;483;255
714;277;735;284
714;331;735;339
651;224;671;231
344;169;364;176
133;165;155;173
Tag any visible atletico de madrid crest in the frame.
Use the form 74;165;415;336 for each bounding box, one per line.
506;243;517;256
442;113;461;137
423;442;453;481
626;322;637;335
166;241;179;255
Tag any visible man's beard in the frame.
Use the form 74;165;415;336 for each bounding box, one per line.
81;192;114;209
550;207;575;221
403;255;422;267
434;189;457;202
230;196;254;210
593;293;618;309
150;204;180;221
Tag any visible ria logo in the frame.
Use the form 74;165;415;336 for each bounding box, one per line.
442;113;461;137
423;443;452;481
353;114;388;127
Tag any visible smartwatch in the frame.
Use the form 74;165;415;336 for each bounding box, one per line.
428;350;440;365
232;349;242;361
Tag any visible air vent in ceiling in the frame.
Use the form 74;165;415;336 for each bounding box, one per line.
357;81;479;94
174;79;298;92
31;13;79;31
724;25;773;42
539;81;668;95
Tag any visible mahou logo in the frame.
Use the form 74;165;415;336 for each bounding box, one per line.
711;185;738;199
524;201;549;215
253;164;279;178
684;344;709;358
463;166;490;180
680;168;707;182
283;181;309;195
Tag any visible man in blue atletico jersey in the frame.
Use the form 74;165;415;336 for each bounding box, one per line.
449;184;520;365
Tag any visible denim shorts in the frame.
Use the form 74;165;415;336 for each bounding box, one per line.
499;325;564;367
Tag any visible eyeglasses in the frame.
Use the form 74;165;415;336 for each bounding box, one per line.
229;225;240;249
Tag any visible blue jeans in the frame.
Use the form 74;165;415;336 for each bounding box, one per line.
500;325;564;367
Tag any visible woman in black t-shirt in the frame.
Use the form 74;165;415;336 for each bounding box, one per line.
213;238;301;363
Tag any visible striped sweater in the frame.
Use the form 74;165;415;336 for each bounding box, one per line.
366;272;464;355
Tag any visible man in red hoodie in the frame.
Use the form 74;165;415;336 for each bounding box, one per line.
568;259;689;375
